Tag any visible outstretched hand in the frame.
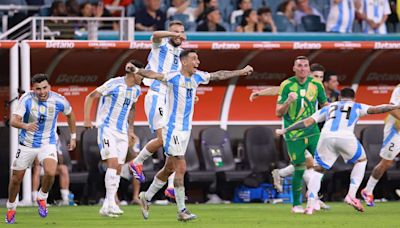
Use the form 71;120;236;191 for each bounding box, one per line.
249;92;259;102
242;65;254;76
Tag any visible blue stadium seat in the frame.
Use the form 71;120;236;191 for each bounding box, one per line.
273;14;295;32
301;15;325;32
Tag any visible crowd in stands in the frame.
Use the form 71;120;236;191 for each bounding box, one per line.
1;0;399;34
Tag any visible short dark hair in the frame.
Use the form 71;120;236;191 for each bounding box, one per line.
295;56;309;61
128;59;144;69
31;74;49;84
323;71;337;83
204;6;218;17
257;7;271;15
168;20;184;27
179;49;197;60
340;88;355;99
310;63;325;72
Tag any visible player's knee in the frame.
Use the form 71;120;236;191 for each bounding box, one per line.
11;172;24;184
58;165;68;175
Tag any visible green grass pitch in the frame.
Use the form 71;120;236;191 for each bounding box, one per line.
2;202;400;227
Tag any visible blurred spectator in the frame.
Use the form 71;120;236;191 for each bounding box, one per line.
326;0;356;33
26;0;43;5
257;7;277;32
66;0;80;16
197;7;226;31
103;0;132;17
236;9;262;32
135;0;167;31
276;0;296;25
294;0;325;26
51;0;68;16
167;0;202;22
197;0;219;22
230;0;252;25
358;0;391;34
386;0;399;32
80;2;94;17
323;72;340;102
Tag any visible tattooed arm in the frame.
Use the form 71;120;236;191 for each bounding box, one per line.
126;63;165;81
210;65;253;81
275;117;316;135
367;104;400;114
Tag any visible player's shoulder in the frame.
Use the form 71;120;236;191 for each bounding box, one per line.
20;91;34;100
49;91;68;101
279;77;294;88
166;70;181;77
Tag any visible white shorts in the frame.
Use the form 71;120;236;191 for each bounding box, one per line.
162;127;190;157
144;90;166;132
12;144;58;171
314;136;366;170
98;127;128;164
305;150;312;159
380;127;400;160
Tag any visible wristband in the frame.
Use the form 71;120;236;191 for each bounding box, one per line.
71;133;77;140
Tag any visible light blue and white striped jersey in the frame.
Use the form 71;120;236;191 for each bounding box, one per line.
96;76;141;134
14;91;72;148
359;0;391;34
326;0;355;33
143;38;182;95
163;70;210;131
311;100;370;136
382;85;400;143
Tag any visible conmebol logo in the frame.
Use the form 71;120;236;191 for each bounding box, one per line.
211;42;241;50
45;42;75;49
293;42;321;49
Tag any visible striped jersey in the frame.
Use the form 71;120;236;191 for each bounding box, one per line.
163;70;210;131
96;76;141;134
143;37;183;95
359;0;391;34
14;91;72;148
326;0;355;33
383;85;400;144
311;100;370;136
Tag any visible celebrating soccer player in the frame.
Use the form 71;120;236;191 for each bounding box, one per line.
127;49;253;221
6;74;77;224
84;60;143;217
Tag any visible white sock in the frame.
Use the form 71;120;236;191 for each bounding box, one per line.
105;168;118;206
145;177;166;201
307;170;324;202
32;191;38;201
60;189;69;201
278;165;295;177
348;160;367;198
134;147;153;165
167;172;175;189
6;200;17;210
37;189;48;201
303;168;313;186
175;186;186;212
365;176;379;195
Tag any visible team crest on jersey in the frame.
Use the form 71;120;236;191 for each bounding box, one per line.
39;105;46;114
185;80;193;89
300;89;306;97
126;90;132;98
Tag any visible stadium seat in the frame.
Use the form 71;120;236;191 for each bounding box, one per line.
361;126;400;181
200;127;250;182
301;15;325;32
80;128;103;204
244;126;278;173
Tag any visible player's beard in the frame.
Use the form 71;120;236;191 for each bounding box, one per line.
169;38;182;47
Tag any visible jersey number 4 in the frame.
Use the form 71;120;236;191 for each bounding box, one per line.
329;105;352;120
103;138;110;148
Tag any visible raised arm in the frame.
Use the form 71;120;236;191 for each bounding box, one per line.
65;111;77;151
152;31;186;43
209;65;253;81
249;86;280;102
275;117;316;136
367;104;400;114
276;92;297;117
84;90;102;128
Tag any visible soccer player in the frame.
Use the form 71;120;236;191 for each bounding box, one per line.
361;85;400;206
83;60;143;217
129;20;186;199
127;50;253;221
276;88;400;214
276;56;328;213
5;74;77;224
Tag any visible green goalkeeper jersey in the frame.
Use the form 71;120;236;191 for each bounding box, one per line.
277;76;327;140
